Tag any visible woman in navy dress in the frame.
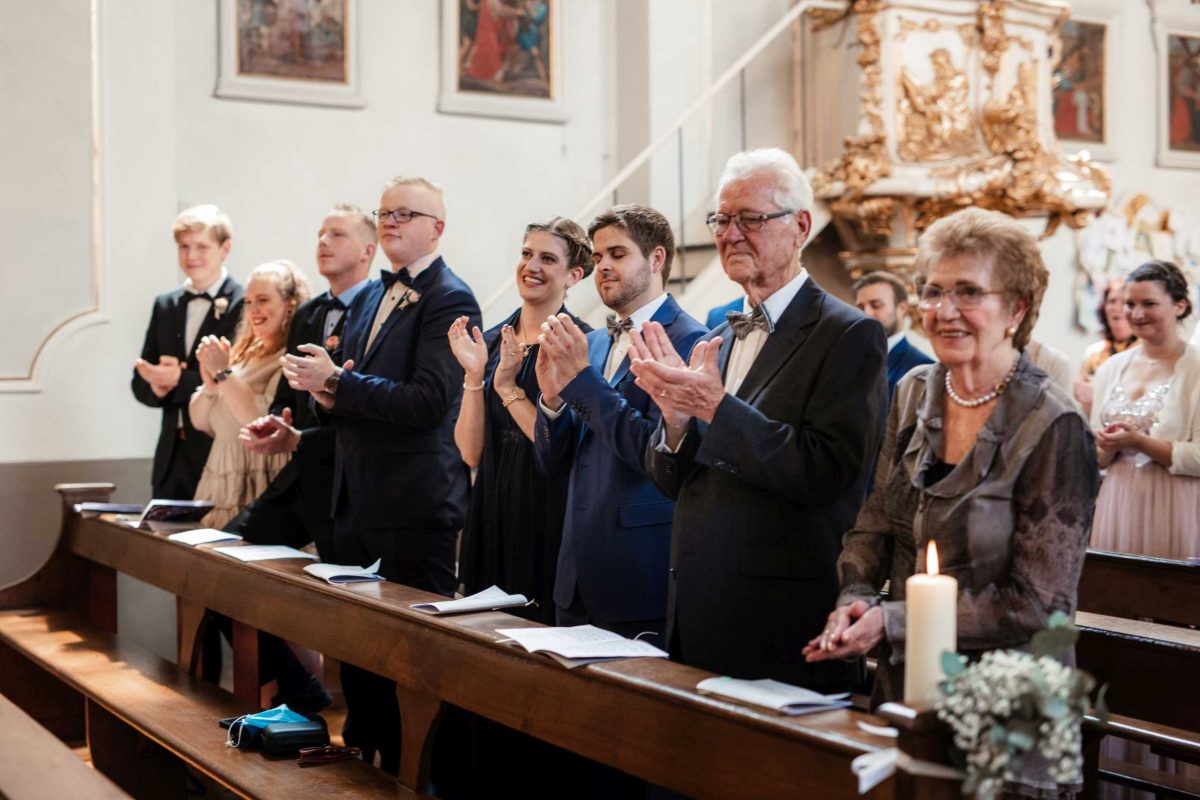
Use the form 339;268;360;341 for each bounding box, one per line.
449;216;593;622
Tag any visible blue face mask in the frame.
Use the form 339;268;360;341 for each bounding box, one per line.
226;704;309;748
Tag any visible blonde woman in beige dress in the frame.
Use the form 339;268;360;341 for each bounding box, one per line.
191;261;312;529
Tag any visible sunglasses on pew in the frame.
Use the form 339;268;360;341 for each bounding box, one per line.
296;744;361;767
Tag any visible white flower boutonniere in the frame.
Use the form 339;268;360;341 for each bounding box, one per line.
398;288;421;311
213;297;230;320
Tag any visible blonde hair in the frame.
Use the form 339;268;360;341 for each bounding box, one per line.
173;204;234;245
914;208;1047;350
329;203;377;243
230;260;312;364
382;176;446;219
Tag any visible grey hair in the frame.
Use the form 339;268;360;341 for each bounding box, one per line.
715;148;813;214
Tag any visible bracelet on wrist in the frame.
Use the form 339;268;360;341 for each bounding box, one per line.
463;381;485;392
501;388;527;409
213;367;233;383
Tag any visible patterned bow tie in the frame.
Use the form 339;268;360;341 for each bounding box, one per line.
606;315;634;339
380;267;413;291
726;304;774;340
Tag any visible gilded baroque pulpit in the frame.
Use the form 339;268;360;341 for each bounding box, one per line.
797;0;1113;278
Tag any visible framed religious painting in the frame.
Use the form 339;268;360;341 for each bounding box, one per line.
1155;3;1200;168
215;0;365;108
438;0;566;123
1052;14;1114;160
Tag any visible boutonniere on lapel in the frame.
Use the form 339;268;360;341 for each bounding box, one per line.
324;334;340;352
213;297;229;320
398;288;421;311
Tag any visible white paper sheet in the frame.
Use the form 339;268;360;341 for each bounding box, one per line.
411;585;529;615
167;529;244;546
213;545;318;562
303;559;384;585
495;624;668;660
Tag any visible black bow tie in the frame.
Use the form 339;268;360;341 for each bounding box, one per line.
726;305;774;340
185;291;212;303
606;315;634;339
380;268;413;291
321;294;346;311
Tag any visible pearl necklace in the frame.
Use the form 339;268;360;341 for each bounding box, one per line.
944;354;1021;408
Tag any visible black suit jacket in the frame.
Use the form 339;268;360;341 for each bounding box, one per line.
131;277;244;497
254;293;348;520
646;278;887;689
330;258;481;547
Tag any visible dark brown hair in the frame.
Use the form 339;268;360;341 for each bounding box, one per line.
587;204;675;283
525;216;594;278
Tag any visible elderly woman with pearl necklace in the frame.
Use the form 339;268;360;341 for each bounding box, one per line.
806;209;1099;800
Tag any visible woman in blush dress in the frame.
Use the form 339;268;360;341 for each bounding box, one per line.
190;260;311;529
1090;260;1200;560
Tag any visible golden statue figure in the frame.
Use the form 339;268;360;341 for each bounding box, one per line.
898;48;978;161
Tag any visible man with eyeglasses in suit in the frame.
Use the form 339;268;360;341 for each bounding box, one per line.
632;148;887;694
250;177;481;774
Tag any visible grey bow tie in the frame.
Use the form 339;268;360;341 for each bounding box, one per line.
606;315;634;339
726;304;774;340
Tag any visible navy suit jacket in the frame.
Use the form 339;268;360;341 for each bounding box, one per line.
131;277;244;497
886;335;933;395
533;294;707;622
646;279;887;689
330;258;481;546
705;297;743;330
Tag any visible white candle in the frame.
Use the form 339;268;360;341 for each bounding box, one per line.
903;540;957;706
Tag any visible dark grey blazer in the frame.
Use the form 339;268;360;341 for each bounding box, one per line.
646;277;887;690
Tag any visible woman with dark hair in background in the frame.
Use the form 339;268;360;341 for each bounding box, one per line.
1090;260;1200;560
1074;277;1137;418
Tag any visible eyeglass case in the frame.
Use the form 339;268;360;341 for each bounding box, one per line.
260;719;330;758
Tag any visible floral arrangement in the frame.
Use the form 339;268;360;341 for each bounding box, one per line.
935;612;1107;799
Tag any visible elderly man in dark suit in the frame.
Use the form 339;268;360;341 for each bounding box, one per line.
853;270;932;395
631;148;887;692
133;204;243;500
253;177;480;774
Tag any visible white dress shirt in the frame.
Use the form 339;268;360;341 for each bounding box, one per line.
723;269;808;394
183;267;228;356
325;278;370;340
886;330;905;352
604;292;670;382
366;252;439;351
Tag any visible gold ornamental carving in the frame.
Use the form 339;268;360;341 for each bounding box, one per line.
897;48;978;162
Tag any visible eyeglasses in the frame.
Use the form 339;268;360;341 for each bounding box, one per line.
373;208;439;224
705;209;794;235
917;284;1006;311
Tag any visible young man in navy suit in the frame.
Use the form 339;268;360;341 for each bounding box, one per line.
259;177;481;774
534;205;707;641
132;205;243;499
853;270;933;395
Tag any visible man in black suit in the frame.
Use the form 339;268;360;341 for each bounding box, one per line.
632;148;887;692
232;204;375;557
132;205;243;499
225;205;375;712
255;177;481;773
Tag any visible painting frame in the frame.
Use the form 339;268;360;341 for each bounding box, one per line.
1155;3;1200;168
1052;10;1115;161
438;0;567;124
215;0;365;109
